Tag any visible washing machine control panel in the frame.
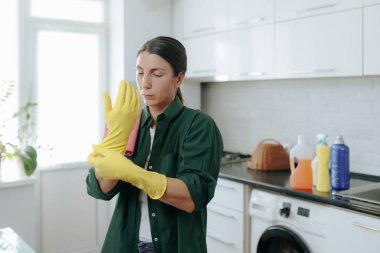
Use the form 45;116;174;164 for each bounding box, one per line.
297;206;310;217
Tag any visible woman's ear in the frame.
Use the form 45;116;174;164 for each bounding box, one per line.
175;71;185;89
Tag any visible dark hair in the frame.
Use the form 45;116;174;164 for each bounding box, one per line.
138;36;186;103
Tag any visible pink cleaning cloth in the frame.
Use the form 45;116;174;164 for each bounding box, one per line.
124;109;142;156
102;109;142;157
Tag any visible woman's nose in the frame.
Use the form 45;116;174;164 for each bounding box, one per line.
141;74;152;88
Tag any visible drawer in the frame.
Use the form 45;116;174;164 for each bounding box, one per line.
211;178;244;212
207;234;243;253
207;203;244;253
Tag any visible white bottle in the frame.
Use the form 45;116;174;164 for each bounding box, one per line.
311;156;318;186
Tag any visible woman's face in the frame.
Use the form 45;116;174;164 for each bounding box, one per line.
136;51;183;112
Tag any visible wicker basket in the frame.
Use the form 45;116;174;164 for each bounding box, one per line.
247;138;290;171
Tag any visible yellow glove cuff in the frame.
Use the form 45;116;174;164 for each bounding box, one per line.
123;164;168;200
142;171;167;200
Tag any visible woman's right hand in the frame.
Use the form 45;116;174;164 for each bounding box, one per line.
95;80;141;154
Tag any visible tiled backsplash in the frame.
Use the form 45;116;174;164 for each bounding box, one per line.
201;76;380;176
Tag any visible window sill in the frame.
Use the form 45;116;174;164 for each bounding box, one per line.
0;176;36;189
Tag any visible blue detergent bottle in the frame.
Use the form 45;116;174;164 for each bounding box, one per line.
330;135;350;191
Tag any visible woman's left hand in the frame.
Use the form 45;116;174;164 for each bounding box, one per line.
88;146;167;199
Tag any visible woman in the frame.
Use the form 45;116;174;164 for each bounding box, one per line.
86;36;223;253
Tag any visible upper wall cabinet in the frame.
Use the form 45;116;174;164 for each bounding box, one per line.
184;33;229;80
364;0;380;6
364;5;380;75
275;9;362;79
229;24;274;80
229;0;274;30
182;0;228;38
275;0;362;22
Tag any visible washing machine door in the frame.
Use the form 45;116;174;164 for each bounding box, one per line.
257;226;310;253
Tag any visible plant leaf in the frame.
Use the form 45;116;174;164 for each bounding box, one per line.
20;146;38;176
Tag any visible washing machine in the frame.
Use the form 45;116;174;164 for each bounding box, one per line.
249;189;328;253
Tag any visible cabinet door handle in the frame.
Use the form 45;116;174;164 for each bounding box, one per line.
293;69;335;74
239;72;265;77
192;26;215;34
353;222;380;233
217;183;237;191
235;17;264;26
298;4;336;14
207;231;236;246
192;69;216;74
208;207;237;219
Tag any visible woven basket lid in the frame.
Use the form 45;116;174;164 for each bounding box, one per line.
247;138;290;171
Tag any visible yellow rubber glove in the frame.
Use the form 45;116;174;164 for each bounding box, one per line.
88;146;167;199
97;80;141;153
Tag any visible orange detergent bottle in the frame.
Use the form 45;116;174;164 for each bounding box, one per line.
289;135;314;190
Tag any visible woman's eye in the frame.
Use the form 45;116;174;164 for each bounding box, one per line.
137;72;143;76
153;73;162;77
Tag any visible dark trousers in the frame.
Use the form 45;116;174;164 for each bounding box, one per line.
138;241;154;253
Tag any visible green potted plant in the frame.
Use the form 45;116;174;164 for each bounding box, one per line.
0;81;38;178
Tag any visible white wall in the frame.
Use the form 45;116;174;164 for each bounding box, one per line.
108;0;201;110
202;76;380;176
123;0;172;84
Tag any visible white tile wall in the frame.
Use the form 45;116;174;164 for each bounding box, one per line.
201;76;380;176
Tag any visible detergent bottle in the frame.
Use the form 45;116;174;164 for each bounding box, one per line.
330;135;350;191
316;134;331;192
289;135;314;190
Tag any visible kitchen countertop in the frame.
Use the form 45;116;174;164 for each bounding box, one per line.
219;161;380;218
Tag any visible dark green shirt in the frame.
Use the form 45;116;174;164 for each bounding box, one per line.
86;96;223;253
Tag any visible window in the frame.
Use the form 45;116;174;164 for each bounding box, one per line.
2;0;108;166
36;30;101;165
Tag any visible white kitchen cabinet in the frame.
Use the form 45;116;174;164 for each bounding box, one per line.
364;0;380;6
275;9;362;79
326;206;380;253
275;0;362;22
364;5;380;75
207;178;249;253
182;0;228;38
0;178;37;250
229;24;274;81
184;33;229;80
229;0;274;30
207;203;244;253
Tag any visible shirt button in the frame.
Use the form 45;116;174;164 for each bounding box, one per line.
154;237;158;242
148;165;152;170
151;213;156;217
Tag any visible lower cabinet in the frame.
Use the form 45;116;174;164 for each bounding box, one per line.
0;178;37;250
207;178;250;253
326;206;380;253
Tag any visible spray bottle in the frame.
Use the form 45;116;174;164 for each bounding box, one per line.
316;134;331;192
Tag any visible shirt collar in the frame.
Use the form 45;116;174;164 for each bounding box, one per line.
141;96;184;128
